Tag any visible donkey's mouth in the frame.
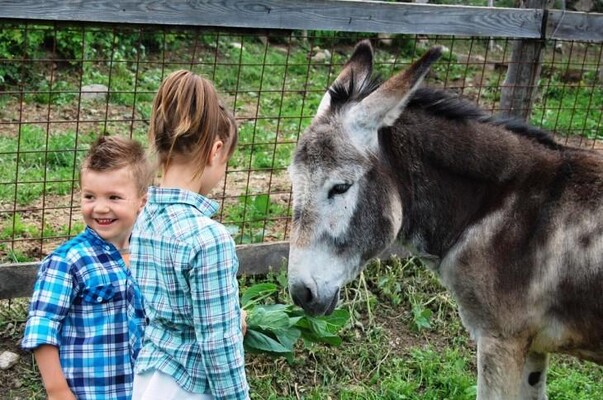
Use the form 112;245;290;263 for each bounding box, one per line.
290;284;340;316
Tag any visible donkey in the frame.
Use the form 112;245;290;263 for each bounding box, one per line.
287;39;603;400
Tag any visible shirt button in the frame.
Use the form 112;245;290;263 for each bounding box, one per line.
97;296;103;302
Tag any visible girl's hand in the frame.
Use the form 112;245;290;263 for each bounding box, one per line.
241;309;248;336
47;387;77;400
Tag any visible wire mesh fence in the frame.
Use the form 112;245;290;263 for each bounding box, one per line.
0;22;602;264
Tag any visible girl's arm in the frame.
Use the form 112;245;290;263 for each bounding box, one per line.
190;225;249;400
34;345;76;400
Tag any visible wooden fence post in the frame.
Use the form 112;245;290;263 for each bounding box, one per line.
499;0;549;120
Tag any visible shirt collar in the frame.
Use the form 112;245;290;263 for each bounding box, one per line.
82;226;120;253
148;186;219;217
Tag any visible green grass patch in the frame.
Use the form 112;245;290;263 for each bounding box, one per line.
2;257;603;398
223;193;289;244
0;125;98;204
532;84;603;140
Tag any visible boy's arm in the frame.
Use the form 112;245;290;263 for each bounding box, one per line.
22;256;74;350
34;345;76;400
22;256;77;398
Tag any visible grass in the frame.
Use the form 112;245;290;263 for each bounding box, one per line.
223;194;289;244
532;84;603;140
3;256;602;399
0;125;97;204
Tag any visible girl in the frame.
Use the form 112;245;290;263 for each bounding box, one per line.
130;70;249;400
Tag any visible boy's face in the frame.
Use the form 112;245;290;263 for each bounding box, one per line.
80;166;147;249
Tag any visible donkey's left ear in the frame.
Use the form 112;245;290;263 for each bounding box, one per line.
346;47;443;150
315;40;375;119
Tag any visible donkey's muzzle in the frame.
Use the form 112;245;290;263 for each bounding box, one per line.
289;282;339;316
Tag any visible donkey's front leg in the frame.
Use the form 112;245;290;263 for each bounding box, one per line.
519;351;549;400
476;335;528;400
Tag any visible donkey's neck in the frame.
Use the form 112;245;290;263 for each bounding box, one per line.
384;109;563;258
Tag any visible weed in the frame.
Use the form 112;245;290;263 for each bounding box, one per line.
0;126;97;204
4;249;35;263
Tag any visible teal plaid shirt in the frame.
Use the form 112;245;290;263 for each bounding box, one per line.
130;187;249;399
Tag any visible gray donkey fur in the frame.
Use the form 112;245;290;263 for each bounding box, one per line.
287;39;603;400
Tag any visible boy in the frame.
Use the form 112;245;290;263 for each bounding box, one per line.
22;135;152;400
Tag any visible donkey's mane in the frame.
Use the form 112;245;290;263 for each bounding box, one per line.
408;88;561;150
329;75;561;150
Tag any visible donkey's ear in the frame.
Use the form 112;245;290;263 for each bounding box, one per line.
315;40;374;118
347;46;443;149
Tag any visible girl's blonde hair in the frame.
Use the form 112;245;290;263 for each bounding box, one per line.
149;70;238;178
81;135;152;196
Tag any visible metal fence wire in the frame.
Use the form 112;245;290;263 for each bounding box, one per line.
0;22;602;264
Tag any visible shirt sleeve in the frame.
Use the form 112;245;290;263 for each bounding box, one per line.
21;255;75;350
188;223;249;400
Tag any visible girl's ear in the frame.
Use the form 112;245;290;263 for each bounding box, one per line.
209;140;224;165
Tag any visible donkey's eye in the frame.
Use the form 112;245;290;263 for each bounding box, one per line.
328;183;352;199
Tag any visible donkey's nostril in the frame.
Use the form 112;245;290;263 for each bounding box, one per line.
302;286;313;303
290;283;314;309
528;371;541;386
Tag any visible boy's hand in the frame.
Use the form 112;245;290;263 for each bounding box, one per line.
241;309;248;336
34;345;77;400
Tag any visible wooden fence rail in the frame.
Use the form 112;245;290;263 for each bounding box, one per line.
0;242;408;300
0;242;285;300
0;0;602;42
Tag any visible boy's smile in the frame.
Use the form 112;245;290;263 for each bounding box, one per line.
96;218;116;224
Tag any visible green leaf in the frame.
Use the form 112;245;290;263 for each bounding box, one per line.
241;282;277;307
321;308;351;332
244;329;292;354
301;330;342;346
412;305;433;331
247;304;291;331
274;327;302;350
293;308;350;334
252;194;270;217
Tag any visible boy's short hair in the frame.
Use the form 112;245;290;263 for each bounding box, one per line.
81;135;153;195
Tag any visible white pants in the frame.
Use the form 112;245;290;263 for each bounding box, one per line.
132;369;215;400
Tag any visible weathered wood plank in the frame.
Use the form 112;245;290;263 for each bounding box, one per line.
0;244;289;300
0;262;39;301
0;241;409;300
0;0;544;39
547;9;603;41
499;0;547;121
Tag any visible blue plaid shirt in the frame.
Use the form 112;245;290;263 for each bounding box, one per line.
130;187;249;400
22;227;145;400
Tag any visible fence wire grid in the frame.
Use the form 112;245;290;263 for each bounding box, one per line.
0;22;602;264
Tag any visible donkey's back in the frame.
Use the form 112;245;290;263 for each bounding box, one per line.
427;113;603;363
